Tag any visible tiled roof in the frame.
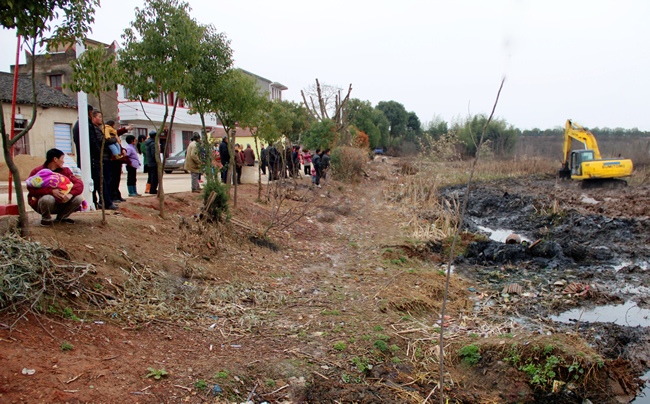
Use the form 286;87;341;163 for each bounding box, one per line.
0;72;77;109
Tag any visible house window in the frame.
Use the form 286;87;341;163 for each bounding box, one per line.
136;128;148;139
124;87;131;99
151;92;164;104
182;131;193;150
13;120;29;155
49;75;63;90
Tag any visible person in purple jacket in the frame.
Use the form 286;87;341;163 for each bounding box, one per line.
124;135;141;196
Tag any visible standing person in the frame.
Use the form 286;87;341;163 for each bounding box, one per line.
137;134;150;192
303;149;312;176
90;110;118;210
73;104;102;207
312;148;322;188
292;146;300;178
260;143;268;175
243;144;255;166
184;133;202;193
124;135;141;196
105;120;133;202
321;149;331;182
72;103;95;169
218;136;230;184
26;148;84;226
144;130;159;194
234;144;244;185
268;144;277;181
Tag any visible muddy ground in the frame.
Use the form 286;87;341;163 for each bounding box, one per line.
1;159;649;403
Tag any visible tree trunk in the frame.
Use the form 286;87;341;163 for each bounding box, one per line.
253;133;261;200
233;128;238;209
158;96;179;217
1;135;29;235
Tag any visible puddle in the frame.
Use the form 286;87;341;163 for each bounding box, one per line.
552;301;650;327
631;370;650;403
477;225;530;243
614;260;650;272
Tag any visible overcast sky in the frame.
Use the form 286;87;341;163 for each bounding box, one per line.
1;0;649;131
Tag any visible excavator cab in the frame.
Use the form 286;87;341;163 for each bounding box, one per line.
570;149;595;176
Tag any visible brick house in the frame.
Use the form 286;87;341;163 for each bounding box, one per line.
0;72;79;167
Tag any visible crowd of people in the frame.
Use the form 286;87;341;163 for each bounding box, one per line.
26;112;334;226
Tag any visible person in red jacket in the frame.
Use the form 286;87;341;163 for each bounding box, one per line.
27;148;84;226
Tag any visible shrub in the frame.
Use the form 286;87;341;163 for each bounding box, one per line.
330;146;368;183
201;179;229;222
458;344;481;366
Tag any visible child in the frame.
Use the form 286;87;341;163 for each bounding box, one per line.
104;120;123;158
124;135;141;196
311;164;317;184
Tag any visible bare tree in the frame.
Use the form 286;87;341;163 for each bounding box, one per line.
301;79;353;146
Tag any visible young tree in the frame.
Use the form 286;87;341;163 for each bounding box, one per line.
119;0;203;218
0;0;99;234
211;69;266;208
67;46;121;224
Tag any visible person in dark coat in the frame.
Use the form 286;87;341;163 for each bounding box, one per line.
90;110;118;209
72;103;95;169
267;144;278;181
144;131;159;194
321;148;331;181
259;143;268;175
312;148;322;188
218;136;230;184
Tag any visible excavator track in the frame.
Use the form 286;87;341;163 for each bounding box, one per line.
581;178;628;189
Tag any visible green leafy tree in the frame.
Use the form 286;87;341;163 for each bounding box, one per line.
423;114;449;140
346;99;389;149
0;0;98;234
210;69;266;208
376;100;408;145
119;0;204;218
66;46;122;224
405;112;422;142
302;119;337;150
456;114;518;158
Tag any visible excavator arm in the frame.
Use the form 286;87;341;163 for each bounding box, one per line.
562;119;602;165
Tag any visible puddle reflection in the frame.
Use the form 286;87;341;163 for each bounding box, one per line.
552;301;650;327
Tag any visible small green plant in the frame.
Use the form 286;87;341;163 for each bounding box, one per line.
348;337;356;343
361;335;372;341
47;305;60;314
399;256;407;263
321;310;340;315
215;370;229;379
437;270;445;276
298;331;307;337
375;334;390;341
146;368;169;380
333;342;347;351
458;344;481;366
93;284;103;290
373;340;388;352
342;373;351;383
384;248;394;253
390;344;400;352
373;325;384;331
60;341;73;352
391;259;400;265
469;333;479;338
194;379;208;390
265;379;276;387
543;344;555;355
63;307;80;321
391;357;401;364
351;356;370;372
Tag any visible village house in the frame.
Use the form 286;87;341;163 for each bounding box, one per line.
0;72;79;169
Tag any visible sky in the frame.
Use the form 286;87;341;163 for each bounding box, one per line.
1;0;649;131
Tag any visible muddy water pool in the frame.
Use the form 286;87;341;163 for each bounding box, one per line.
552;301;650;327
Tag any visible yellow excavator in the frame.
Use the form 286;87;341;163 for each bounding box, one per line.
558;119;633;188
